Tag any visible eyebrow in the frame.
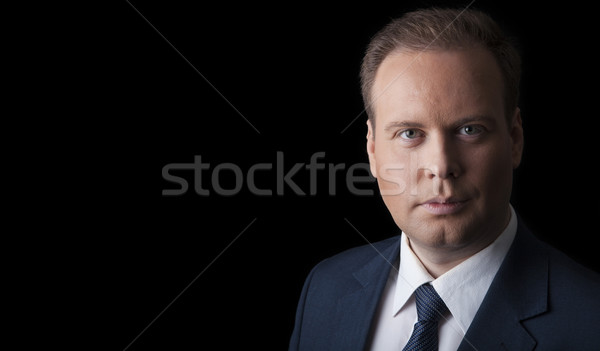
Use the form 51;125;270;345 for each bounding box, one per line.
383;120;425;132
383;115;496;132
453;115;497;127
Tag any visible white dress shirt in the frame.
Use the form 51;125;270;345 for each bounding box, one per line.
367;206;518;351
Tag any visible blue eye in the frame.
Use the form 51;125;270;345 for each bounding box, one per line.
459;125;483;136
399;129;423;139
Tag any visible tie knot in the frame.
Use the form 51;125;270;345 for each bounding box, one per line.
414;284;448;322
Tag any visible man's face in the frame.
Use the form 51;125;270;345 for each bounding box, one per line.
367;47;523;253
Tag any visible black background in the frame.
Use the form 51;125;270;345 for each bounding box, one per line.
43;1;599;349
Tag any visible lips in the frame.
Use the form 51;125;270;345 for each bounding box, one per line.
420;197;468;215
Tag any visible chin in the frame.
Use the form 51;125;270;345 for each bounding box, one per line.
419;226;471;249
397;211;481;248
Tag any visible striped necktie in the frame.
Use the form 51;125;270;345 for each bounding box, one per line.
402;284;449;351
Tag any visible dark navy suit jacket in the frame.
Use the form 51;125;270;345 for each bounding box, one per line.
289;219;600;350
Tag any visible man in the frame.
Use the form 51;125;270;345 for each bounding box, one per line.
289;8;600;351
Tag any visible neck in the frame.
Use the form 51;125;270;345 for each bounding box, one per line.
408;243;475;278
408;208;512;278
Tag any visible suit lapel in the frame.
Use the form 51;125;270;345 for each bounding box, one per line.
458;220;549;351
330;237;401;350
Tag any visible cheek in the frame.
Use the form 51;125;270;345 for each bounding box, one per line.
467;142;514;202
374;145;419;228
374;145;413;196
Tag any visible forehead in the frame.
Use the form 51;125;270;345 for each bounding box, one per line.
372;47;504;126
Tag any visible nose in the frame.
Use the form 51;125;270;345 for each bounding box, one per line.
421;133;462;180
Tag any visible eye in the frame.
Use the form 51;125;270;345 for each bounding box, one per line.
458;125;484;136
398;129;424;140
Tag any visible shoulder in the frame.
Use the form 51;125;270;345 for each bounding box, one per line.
292;234;400;323
514;221;600;346
308;235;401;281
299;234;401;301
514;220;600;292
535;240;600;347
289;235;401;350
520;221;600;292
542;239;600;299
515;219;600;294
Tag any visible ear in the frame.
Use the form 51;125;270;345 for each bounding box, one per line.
366;119;378;178
510;108;524;169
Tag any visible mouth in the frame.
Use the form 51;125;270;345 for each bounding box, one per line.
420;197;469;215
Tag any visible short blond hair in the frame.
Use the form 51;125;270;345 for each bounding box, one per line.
360;8;521;124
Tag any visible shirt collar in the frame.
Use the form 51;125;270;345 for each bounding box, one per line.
393;205;518;333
